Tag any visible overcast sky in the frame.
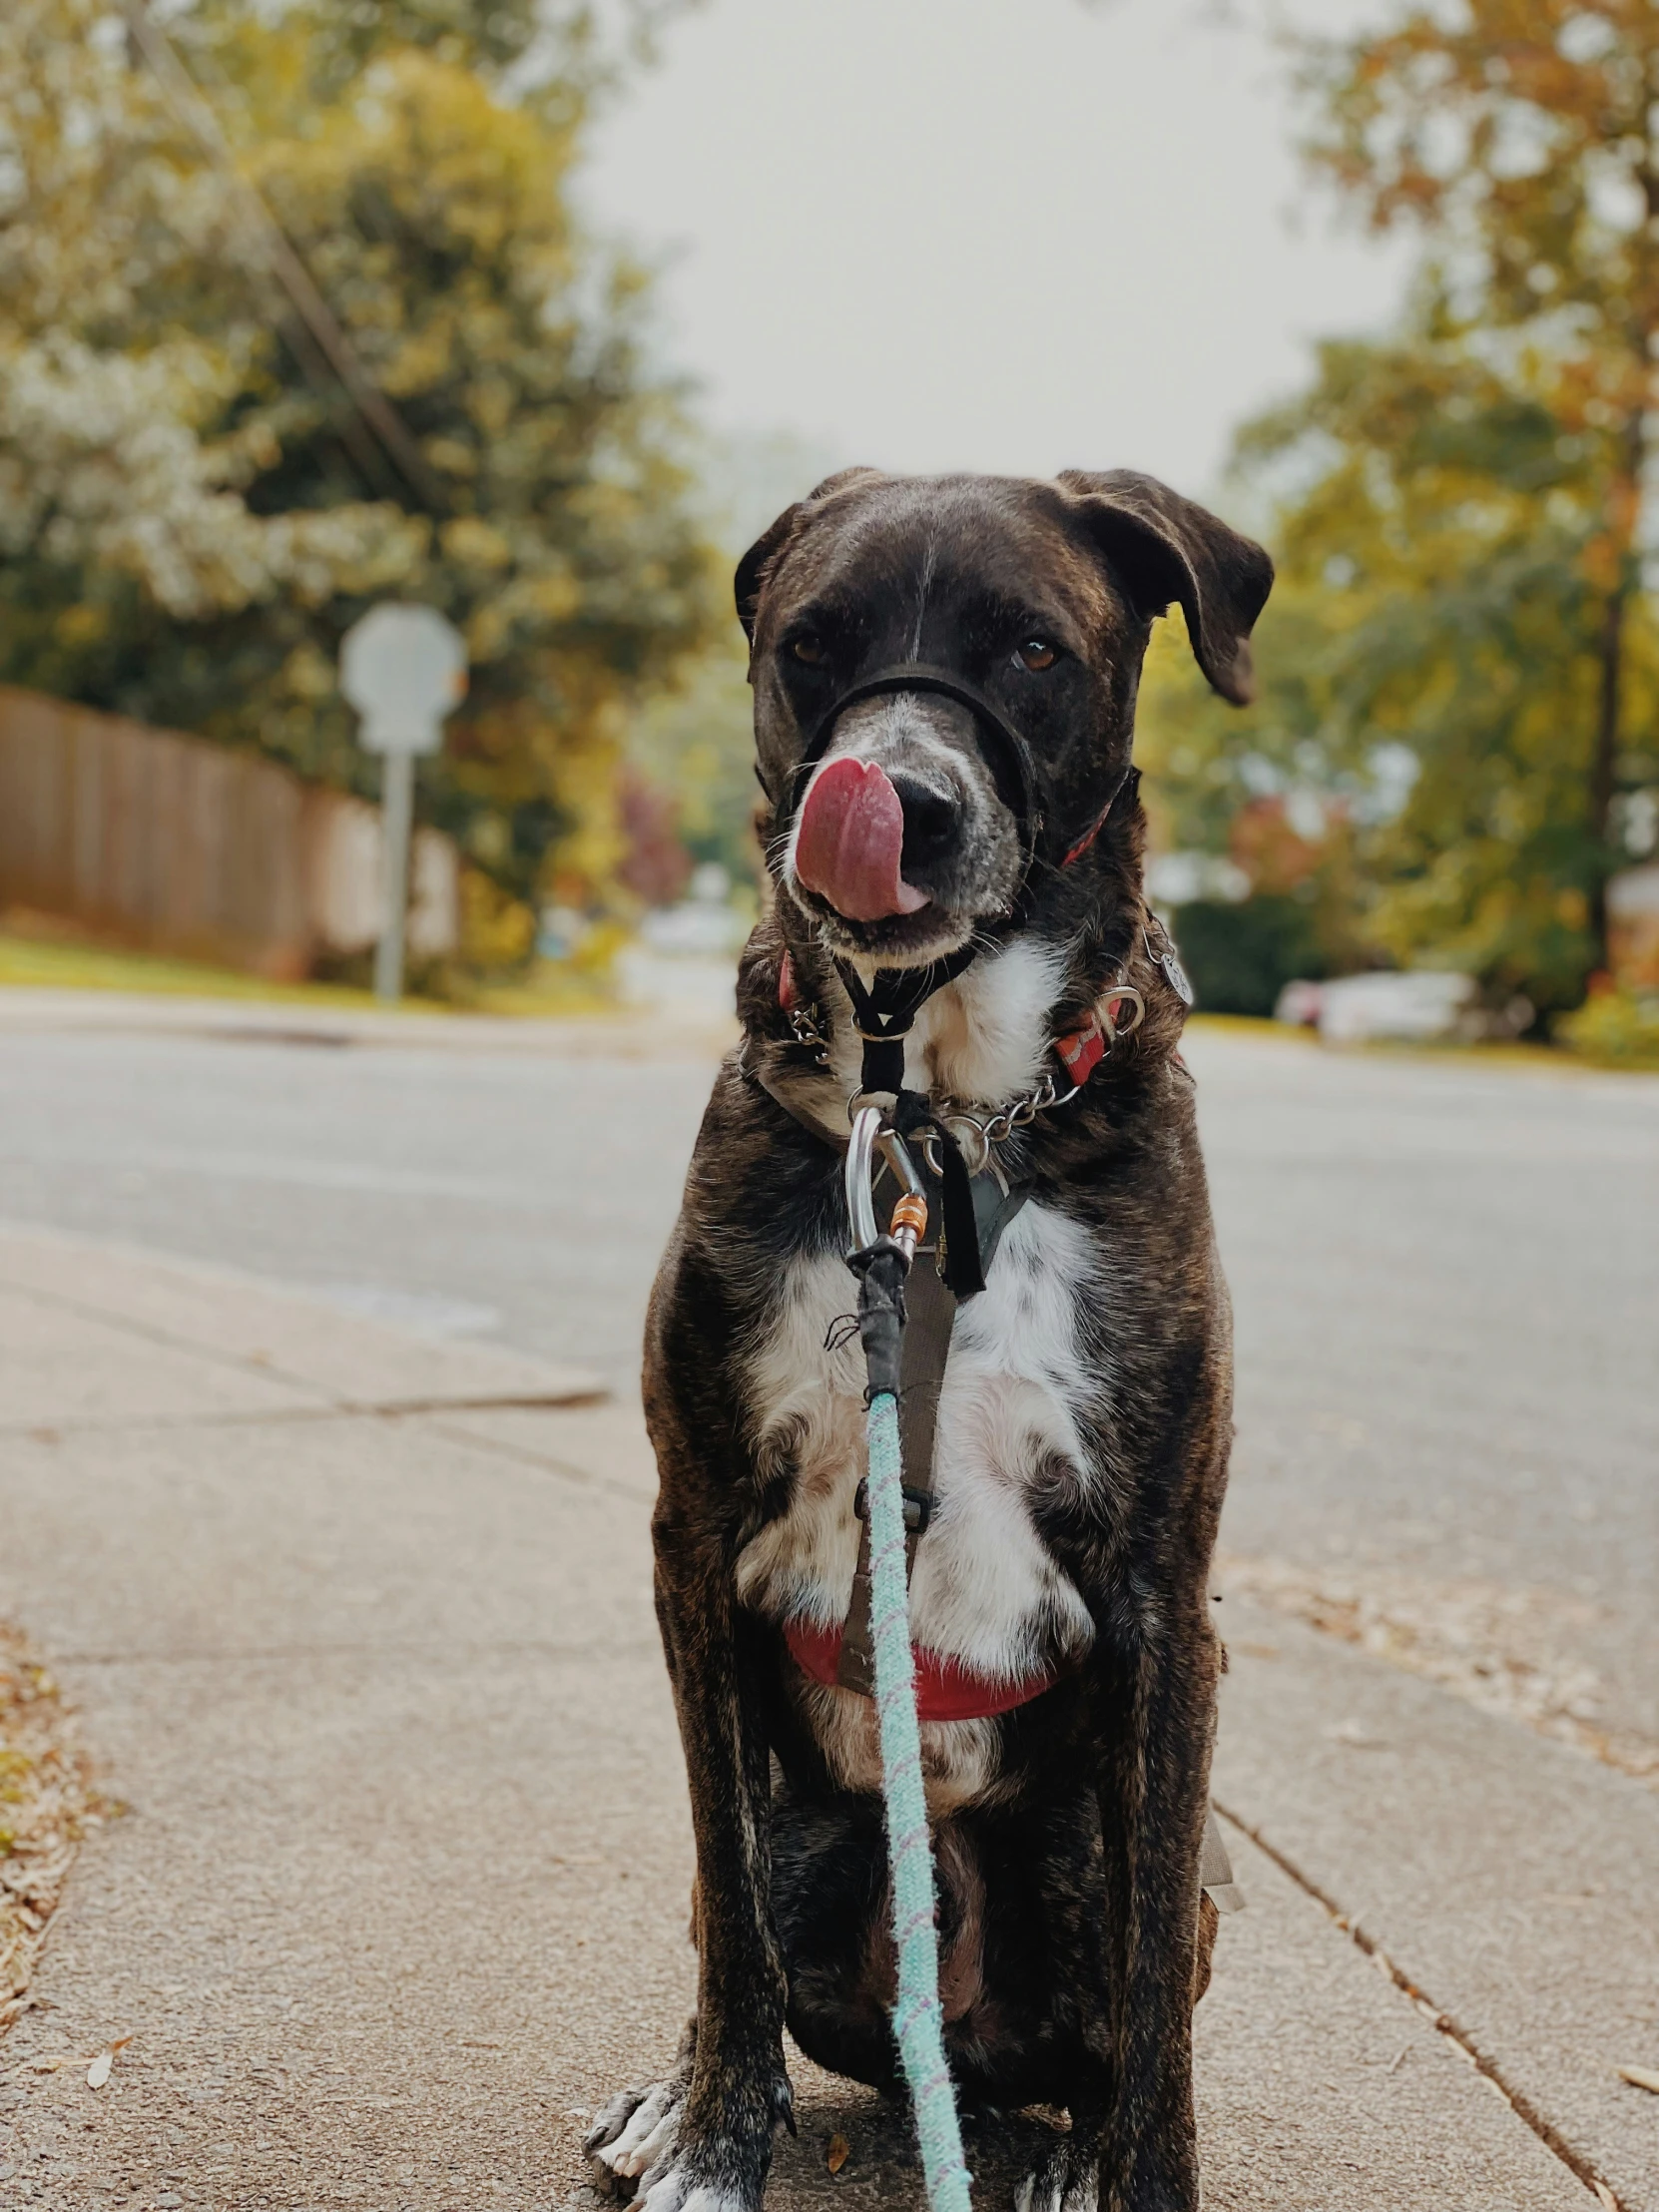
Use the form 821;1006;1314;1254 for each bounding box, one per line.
578;0;1411;513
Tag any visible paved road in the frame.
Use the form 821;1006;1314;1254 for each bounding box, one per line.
1;1000;1654;1739
0;1016;713;1394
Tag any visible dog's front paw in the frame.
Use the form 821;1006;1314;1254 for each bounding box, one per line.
586;2068;791;2212
630;2149;762;2212
586;2076;689;2193
1014;2140;1098;2212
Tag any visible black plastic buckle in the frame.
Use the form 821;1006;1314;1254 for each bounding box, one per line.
853;1477;933;1534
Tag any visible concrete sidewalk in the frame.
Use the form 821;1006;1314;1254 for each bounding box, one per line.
0;1227;1650;2210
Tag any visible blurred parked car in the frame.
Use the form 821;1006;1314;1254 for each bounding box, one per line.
1275;971;1532;1045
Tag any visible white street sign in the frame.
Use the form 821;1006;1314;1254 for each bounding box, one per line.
340;603;467;757
339;604;468;1001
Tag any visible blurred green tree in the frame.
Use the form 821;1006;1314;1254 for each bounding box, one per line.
1141;2;1659;1015
624;629;762;889
0;0;717;946
1139;323;1659;1014
1302;0;1659;982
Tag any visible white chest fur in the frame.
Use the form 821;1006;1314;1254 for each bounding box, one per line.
736;1202;1101;1691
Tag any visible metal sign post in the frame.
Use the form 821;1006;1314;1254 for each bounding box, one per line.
372;749;417;1003
340;605;467;1002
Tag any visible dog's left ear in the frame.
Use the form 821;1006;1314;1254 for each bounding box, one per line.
735;467;888;644
1057;469;1274;706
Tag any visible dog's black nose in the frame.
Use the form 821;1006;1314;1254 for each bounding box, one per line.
890;774;962;872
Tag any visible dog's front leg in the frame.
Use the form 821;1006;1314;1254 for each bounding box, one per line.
1096;1597;1220;2212
588;1430;791;2212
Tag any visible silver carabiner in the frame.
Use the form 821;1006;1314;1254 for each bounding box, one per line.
877;1128;925;1200
845;1104;883;1255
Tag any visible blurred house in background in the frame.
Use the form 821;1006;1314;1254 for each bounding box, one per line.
1608;864;1659;993
0;687;457;980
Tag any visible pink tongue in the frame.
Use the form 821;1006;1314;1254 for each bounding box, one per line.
795;757;929;921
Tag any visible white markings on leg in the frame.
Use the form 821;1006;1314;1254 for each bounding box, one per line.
604;2078;682;2177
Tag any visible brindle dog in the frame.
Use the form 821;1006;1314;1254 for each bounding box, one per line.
585;470;1273;2212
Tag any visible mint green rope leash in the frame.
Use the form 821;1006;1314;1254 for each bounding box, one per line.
864;1384;973;2212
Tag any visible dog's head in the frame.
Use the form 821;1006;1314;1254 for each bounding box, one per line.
740;469;1272;966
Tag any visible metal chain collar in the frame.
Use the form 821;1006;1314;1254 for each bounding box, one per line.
786;984;1148;1183
919;971;1152;1173
789;1003;832;1065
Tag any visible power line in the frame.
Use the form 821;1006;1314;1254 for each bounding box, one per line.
121;0;448;514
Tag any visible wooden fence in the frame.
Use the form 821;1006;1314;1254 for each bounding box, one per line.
0;686;455;978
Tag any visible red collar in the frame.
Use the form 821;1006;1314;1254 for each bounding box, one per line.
784;1616;1058;1724
1053;987;1140;1086
1053;1007;1107;1086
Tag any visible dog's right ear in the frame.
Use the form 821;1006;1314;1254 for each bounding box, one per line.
734;467;885;643
735;506;803;645
1057;469;1274;706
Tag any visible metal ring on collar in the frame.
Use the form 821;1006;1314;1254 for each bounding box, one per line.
847;1087;896;1123
940;1112;992;1178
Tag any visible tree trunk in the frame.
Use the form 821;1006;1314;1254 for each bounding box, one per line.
1587;576;1625;976
1587;397;1647;979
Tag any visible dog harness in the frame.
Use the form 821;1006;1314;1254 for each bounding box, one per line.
765;948;1163;1703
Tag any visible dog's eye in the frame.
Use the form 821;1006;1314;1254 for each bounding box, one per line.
1015;638;1058;672
790;633;828;667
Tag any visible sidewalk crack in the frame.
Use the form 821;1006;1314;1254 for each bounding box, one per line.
0;1281;604;1423
1215;1801;1625;2210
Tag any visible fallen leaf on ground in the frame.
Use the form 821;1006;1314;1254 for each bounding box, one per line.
1617;2063;1659;2094
1323;1717;1386;1750
0;1622;109;2036
1218;1554;1659;1785
86;2036;134;2089
827;2133;850;2175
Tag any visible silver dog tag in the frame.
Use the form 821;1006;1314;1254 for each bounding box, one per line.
1145;923;1195;1008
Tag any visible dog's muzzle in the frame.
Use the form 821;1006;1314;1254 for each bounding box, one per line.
790;663;1050;874
794;755;932;923
777;661;1133;911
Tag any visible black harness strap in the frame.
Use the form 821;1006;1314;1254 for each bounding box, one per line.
834;1164;1033;1693
834;949;977;1097
835;1253;956;1695
833;951;987;1298
890;1089;984;1298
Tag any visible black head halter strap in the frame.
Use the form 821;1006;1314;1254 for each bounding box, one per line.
794;663;1051;869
